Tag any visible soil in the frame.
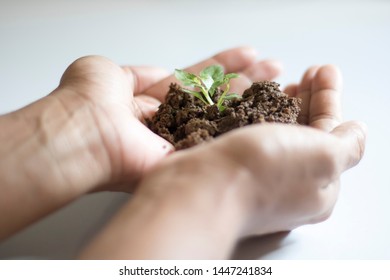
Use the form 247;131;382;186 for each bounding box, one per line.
147;81;301;150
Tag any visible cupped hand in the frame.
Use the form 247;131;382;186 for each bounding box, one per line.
208;65;366;235
77;62;367;259
139;65;367;237
56;47;282;191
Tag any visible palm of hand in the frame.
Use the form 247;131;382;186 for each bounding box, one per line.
58;56;172;191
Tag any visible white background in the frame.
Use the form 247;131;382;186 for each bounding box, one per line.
0;0;389;259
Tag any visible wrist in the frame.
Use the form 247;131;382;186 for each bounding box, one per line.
80;144;258;259
0;87;118;239
1;88;112;199
136;148;255;256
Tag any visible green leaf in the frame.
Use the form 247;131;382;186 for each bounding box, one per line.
200;65;224;83
199;65;224;92
223;93;241;100
224;73;239;79
210;72;238;97
181;88;208;104
174;69;200;86
175;66;239;110
199;73;214;91
223;73;239;84
209;81;222;97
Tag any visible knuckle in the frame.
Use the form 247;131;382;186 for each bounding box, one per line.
351;125;366;166
308;181;339;224
317;145;338;178
67;55;106;71
60;55;114;84
310;207;334;224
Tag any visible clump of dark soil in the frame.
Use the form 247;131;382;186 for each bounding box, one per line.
147;81;301;150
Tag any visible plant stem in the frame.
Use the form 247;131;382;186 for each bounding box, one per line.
201;87;215;105
217;84;230;110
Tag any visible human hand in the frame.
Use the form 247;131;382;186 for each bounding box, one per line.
215;65;366;236
55;47;282;192
131;65;366;236
55;56;173;192
181;65;367;236
145;65;366;237
80;123;366;259
0;47;283;240
79;65;367;259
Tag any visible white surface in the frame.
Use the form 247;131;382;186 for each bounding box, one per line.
0;0;389;259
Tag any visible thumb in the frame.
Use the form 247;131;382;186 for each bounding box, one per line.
331;121;367;171
134;94;162;120
127;118;174;168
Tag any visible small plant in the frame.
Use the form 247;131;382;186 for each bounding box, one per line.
174;65;240;112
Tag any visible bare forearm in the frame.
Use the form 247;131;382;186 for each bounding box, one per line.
79;152;252;259
0;89;111;240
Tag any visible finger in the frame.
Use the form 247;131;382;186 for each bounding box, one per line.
126;117;174;167
230;60;283;94
121;66;170;95
331;121;367;171
144;46;258;101
308;180;340;225
297;66;320;124
309;65;343;132
133;94;162;120
241;59;283;81
283;83;298;97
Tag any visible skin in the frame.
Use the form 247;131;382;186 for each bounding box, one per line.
0;47;366;259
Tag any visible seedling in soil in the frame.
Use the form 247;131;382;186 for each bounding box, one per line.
148;67;301;150
174;65;240;112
